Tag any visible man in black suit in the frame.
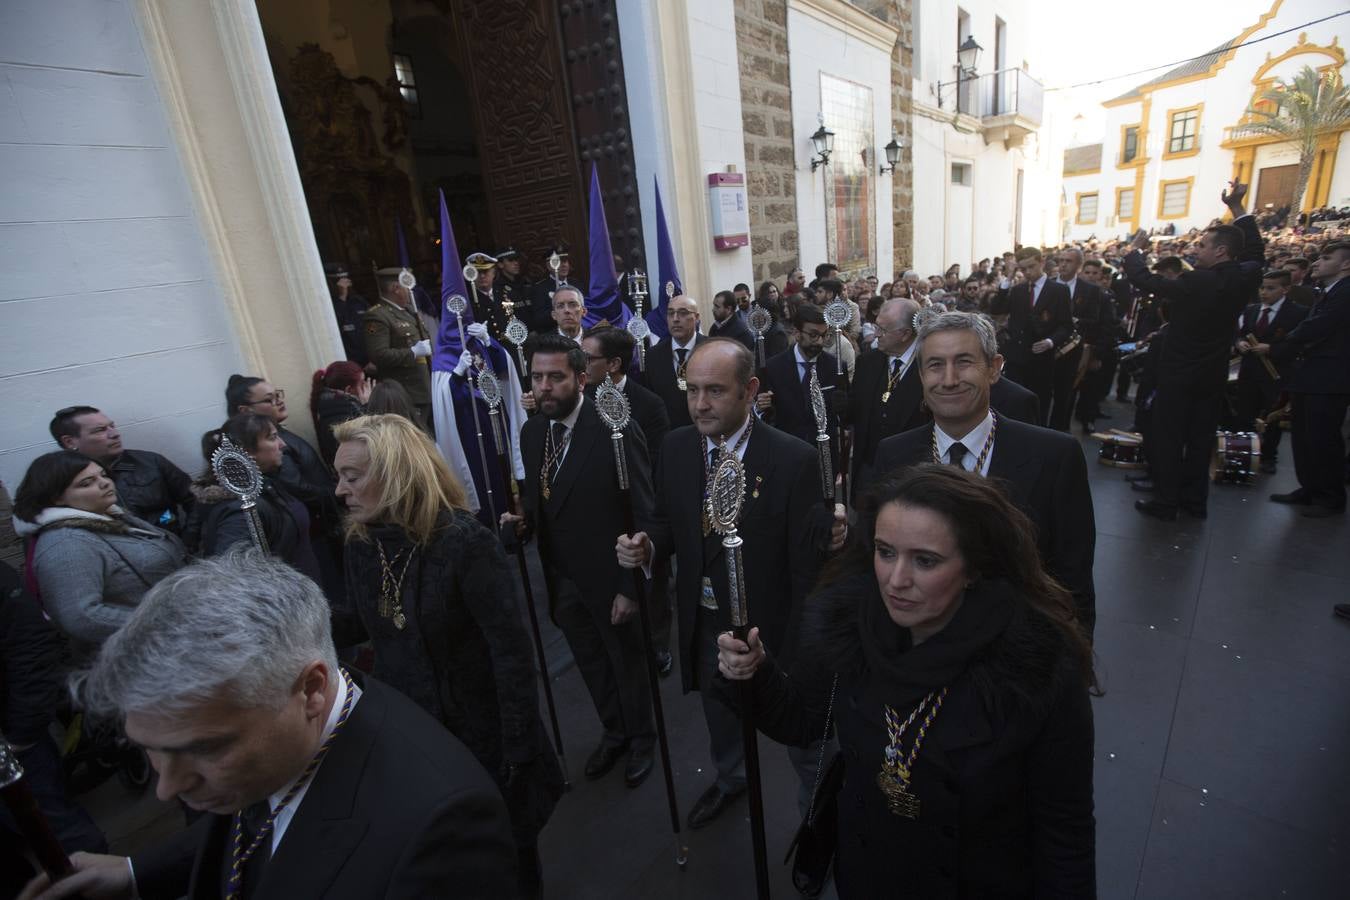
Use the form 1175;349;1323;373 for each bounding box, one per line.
1233;269;1307;473
990;247;1073;425
990;374;1041;425
581;326;675;675
1124;182;1263;520
1282;257;1318;307
1271;241;1350;517
757;304;846;476
708;290;756;350
637;294;705;429
511;334;658;788
1051;248;1113;433
1078;258;1123;428
617;339;846;827
21;550;517;900
849;298;924;499
873;312;1097;637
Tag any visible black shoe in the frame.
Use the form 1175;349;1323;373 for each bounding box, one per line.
1300;504;1345;519
624;746;655;788
1259;459;1277;474
1125;471;1152;483
1270;489;1312;505
584;742;627;780
1130;480;1155;493
1334;604;1350;621
687;783;744;830
1180;504;1208;520
656;651;673;678
1135;499;1177;521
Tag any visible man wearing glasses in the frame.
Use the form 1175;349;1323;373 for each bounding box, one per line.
847;298;924;500
636;295;704;428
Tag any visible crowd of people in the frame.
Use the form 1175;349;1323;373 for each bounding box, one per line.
4;178;1348;899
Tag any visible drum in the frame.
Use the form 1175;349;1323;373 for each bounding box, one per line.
1093;432;1146;469
1212;431;1261;484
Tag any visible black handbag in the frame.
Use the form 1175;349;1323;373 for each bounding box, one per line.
785;674;841;898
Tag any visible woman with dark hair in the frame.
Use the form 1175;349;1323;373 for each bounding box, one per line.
185;414;322;588
719;465;1097;898
365;379;420;424
310;361;370;466
891;278;911;300
12;451;185;661
333;415;563;898
755;279;781;308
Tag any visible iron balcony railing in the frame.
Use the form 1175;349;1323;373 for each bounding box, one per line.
954;68;1044;126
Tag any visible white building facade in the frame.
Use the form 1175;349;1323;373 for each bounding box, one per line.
1061;0;1349;243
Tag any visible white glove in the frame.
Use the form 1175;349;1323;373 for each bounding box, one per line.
453;354;472;377
467;322;489;342
412;339;432;359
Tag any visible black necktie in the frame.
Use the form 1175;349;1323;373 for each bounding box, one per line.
949;441;968;470
890;356;902;379
675;347;689;370
549;421;567;480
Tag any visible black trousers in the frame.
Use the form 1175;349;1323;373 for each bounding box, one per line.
1049;346;1082;431
1005;353;1054;427
1150;381;1224;510
1290;392;1350;509
1233;372;1285;460
552;575;655;752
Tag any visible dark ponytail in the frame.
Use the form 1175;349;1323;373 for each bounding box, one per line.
225;374;264;416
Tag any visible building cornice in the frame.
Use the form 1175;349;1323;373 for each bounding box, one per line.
787;0;899;54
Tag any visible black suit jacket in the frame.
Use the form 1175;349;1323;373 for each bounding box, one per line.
1272;277;1350;394
989;376;1041;425
709;314;756;351
1236;299;1308;384
760;348;846;472
874;417;1097;636
583;377;670;472
991;279;1074;365
519;396;653;608
641;423;829;693
638;335;706;428
1065;279;1113;353
132;676;517;900
849;349;924;469
1123;214;1264;390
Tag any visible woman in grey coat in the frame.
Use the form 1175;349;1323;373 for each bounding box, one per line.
14;451;186;660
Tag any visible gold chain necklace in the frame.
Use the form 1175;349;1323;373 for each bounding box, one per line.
375;540;416;630
540;421;572;500
877;686;949;818
881;356;905;403
929;411;997;474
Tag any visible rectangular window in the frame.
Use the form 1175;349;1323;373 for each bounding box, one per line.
1121;126;1139;164
1160;179;1191;218
821;74;875;275
1077;193;1098;224
1167;107;1199;155
1116;187;1135;220
393;53;420;117
951;162;972;185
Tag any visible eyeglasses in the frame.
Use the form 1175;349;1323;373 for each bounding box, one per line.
248;389;285;405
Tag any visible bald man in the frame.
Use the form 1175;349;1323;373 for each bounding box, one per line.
849;298;926;498
636;294;705;428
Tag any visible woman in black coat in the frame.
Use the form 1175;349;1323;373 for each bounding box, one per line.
309;361;370;467
332;414;563;899
719;465;1097;899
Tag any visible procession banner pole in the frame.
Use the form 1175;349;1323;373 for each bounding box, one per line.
709;445;771;899
447;280;499;527
595;377;689;869
477;367;571;790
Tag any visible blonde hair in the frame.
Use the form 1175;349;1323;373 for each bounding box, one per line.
331;414;469;544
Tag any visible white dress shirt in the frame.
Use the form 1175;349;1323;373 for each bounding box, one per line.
1031;273;1048;306
547;391;586;470
703;413;753;463
1245;296;1284;331
269;673;362;853
934;411;995;477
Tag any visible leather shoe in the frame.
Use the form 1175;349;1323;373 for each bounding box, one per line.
1130;480;1155;492
624;746;655;788
1270;489;1312;505
584;742;627;780
1300;505;1344;519
687;783;744;830
656;651;673;678
1135;499;1177;521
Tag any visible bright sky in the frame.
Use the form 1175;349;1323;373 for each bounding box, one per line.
1029;0;1276;133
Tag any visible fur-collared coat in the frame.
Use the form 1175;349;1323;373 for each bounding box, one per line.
742;573;1096;899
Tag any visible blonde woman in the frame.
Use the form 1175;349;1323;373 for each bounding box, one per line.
332;415;561;898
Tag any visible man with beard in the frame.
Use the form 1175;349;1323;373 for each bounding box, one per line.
506;334;658;787
708;290;755;350
616;339;845;825
757;304;846;476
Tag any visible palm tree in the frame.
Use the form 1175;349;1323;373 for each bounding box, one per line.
1241;65;1350;227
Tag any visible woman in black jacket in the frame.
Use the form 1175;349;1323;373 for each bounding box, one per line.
719;465;1097;899
309;361;370;467
186;414;322;588
332;414;563;898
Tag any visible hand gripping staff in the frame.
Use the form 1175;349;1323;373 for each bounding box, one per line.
211;436;269;552
594;377;689;869
708;444;771;899
477;367;571;791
